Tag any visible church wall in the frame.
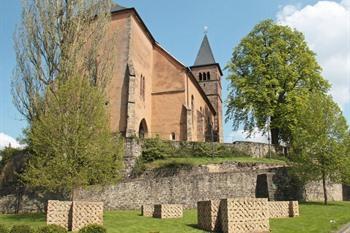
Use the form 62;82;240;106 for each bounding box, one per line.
128;15;154;136
107;12;132;134
186;75;215;141
151;47;187;140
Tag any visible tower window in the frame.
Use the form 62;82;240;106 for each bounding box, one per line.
203;72;207;81
207;72;210;80
199;73;202;81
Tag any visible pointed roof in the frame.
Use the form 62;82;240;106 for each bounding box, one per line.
194;34;216;66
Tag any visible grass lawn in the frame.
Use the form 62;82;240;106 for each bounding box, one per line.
1;202;350;233
144;156;286;170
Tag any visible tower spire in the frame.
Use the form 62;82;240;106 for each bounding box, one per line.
193;34;216;66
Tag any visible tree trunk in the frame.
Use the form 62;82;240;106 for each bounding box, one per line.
322;171;328;205
270;128;279;146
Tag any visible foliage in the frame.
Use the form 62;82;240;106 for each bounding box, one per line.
0;147;24;170
37;225;66;233
226;19;330;145
22;77;124;196
9;225;34;233
0;224;9;233
290;93;349;204
2;203;350;233
142;137;173;162
12;0;116;122
78;224;106;233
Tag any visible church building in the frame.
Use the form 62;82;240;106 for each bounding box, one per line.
107;3;223;142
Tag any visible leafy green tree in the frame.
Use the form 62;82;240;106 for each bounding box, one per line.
290;93;349;205
226;20;330;145
22;77;123;198
12;0;123;199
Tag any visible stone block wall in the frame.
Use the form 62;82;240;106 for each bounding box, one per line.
197;200;221;232
304;181;343;201
220;198;269;233
47;200;72;230
72;201;104;231
46;201;103;231
268;201;299;218
153;204;183;219
141;205;154;217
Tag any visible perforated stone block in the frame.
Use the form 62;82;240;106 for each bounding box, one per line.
46;200;72;230
141;205;154;217
220;198;269;233
72;201;104;231
197;200;221;232
289;201;299;217
153;204;183;219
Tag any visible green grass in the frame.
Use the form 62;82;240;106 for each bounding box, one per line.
1;202;350;233
144;156;286;170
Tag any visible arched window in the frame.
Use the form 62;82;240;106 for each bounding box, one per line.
203;72;207;81
207;72;210;80
139;119;148;139
199;73;202;81
140;74;145;100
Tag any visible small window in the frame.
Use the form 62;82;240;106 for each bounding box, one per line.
203;72;207;81
140;75;145;100
199;73;202;81
207;72;210;80
171;132;176;141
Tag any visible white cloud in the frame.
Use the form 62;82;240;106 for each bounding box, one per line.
0;132;23;149
228;129;268;143
277;0;350;107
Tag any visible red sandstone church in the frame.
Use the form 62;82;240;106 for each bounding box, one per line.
107;3;223;142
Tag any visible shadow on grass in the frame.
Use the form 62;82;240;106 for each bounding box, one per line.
186;224;203;231
301;202;344;207
1;213;45;221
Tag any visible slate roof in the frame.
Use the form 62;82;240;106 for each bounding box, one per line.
193;34;216;66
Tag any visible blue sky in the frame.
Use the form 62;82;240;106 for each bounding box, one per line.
0;0;349;145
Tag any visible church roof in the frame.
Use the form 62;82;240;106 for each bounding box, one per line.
194;34;216;66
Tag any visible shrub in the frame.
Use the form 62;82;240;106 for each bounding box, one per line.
0;224;9;233
142;137;174;162
10;225;34;233
78;224;106;233
37;225;67;233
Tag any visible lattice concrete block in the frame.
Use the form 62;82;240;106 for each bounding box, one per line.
72;201;104;231
197;200;221;232
268;201;299;218
153;204;183;219
141;205;154;217
268;201;290;218
46;200;72;230
220;198;269;233
289;201;299;217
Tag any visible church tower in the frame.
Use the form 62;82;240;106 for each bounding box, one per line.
190;34;223;142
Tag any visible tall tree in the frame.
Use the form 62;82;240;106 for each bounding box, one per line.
226;20;330;145
12;0;123;197
290;93;349;205
22;77;123;197
12;0;116;122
